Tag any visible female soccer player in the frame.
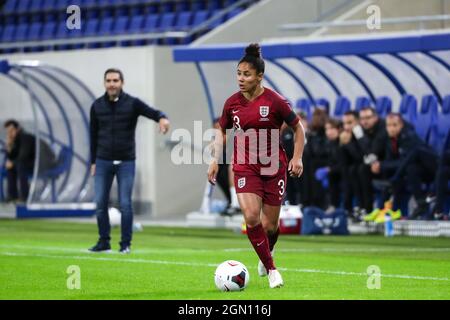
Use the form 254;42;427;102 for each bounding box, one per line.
208;43;306;288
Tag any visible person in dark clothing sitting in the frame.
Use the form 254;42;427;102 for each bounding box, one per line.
430;147;450;220
3;119;57;202
370;113;438;219
300;108;329;209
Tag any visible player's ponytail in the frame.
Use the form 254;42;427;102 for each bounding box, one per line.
239;43;265;74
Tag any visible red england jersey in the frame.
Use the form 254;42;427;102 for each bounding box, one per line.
218;87;299;176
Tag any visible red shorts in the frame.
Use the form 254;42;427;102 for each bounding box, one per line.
233;166;287;206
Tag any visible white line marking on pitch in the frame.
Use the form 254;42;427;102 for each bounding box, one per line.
1;251;449;282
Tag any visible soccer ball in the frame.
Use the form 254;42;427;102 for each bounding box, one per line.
214;260;249;292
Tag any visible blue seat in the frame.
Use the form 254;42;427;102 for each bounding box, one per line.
143;14;160;32
209;10;225;29
175;11;192;30
38;146;73;202
192;0;207;11
3;0;18;13
128;15;144;33
42;0;56;10
112;16;129;34
226;7;244;20
158;12;176;31
355;96;373;112
375;96;392;117
1;25;16;42
208;0;222;10
175;0;190;12
98;17;114;36
334;96;351;117
28;22;43;41
192;10;210;27
14;24;29;42
399;94;418;125
29;0;44;11
296;98;313;120
84;18;100;37
41;21;57;40
417;94;438;141
16;0;31;12
314;98;330;114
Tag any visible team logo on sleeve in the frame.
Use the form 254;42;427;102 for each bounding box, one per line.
237;177;246;189
259;106;270;117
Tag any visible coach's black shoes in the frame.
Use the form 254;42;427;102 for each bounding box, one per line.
88;241;111;253
119;244;131;254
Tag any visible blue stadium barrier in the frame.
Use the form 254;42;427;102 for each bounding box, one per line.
315;98;330;114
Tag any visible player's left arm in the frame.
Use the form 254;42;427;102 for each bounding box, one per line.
277;98;306;177
134;98;170;134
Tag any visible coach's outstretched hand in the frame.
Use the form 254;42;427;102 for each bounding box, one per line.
159;118;170;134
207;159;218;185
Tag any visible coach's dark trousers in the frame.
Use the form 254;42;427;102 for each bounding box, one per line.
95;158;135;247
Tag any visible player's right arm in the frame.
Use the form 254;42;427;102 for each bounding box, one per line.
207;126;226;185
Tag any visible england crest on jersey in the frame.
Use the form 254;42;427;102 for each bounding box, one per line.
237;177;246;189
260;106;270;117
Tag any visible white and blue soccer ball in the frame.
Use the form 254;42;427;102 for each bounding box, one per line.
214;260;249;292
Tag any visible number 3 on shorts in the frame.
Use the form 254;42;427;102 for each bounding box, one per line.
278;179;285;196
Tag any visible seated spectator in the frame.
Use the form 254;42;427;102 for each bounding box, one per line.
430;148;450;220
370;113;438;219
300;108;329;209
3;120;57;202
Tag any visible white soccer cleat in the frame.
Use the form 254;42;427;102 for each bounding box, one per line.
268;269;284;288
257;249;274;277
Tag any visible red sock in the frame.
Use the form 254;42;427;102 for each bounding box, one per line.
246;223;275;271
267;227;280;252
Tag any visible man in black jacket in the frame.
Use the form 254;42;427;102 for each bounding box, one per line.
356;107;387;213
370;113;437;219
89;68;170;254
4;120;57;202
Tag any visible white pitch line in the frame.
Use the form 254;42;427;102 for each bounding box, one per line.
1;251;449;282
2;244;450;254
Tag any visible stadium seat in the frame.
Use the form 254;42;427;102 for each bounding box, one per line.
42;0;57;10
416;94;438;141
333;96;351;117
98;17;114;36
40;21;57;40
175;11;193;30
16;0;31;13
192;10;210;27
375;96;392;117
84;18;100;37
355;96;373;112
314;98;330;114
14;23;28;42
158;12;176;32
3;0;18;13
226;7;244;20
399;94;418;125
112;16;129;35
175;0;190;12
143;14;160;33
28;22;43;41
296;98;313;120
128;15;144;33
1;25;16;42
192;0;207;11
29;0;44;11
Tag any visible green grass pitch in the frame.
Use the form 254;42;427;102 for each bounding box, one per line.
0;219;449;300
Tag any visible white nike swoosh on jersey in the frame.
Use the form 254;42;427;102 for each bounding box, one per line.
232;110;240;114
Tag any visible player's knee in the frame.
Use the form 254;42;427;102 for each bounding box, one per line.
242;209;260;227
262;220;278;233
